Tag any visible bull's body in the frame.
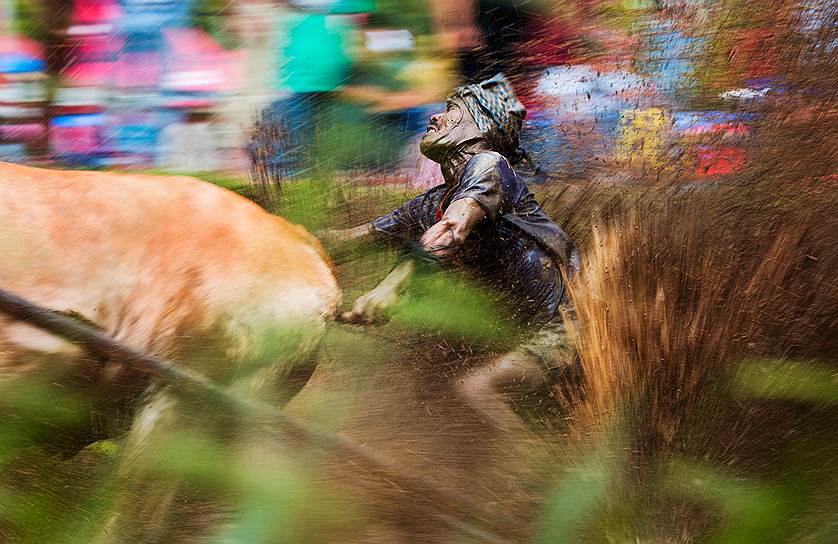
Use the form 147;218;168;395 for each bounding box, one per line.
1;161;338;384
0;161;340;540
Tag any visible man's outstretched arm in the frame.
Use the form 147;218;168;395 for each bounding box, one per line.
318;222;375;246
418;197;486;259
317;222;379;263
340;258;416;324
341;198;486;324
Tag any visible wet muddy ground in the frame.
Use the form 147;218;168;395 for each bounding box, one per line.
285;331;556;543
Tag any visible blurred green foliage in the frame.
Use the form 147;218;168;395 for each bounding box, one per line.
10;0;52;41
535;356;838;544
391;270;512;343
733;359;838;404
535;440;616;544
193;0;238;49
664;460;803;544
372;0;434;36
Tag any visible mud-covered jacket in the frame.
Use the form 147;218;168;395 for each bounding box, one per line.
371;152;575;325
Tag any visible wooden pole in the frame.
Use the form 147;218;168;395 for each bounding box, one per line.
0;286;513;544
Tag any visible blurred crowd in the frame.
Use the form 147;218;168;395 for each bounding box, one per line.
0;0;829;181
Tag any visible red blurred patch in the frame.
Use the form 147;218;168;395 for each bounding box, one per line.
696;146;747;176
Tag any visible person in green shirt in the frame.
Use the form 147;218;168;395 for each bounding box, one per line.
250;3;357;179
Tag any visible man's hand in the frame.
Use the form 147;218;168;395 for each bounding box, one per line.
419;197;485;259
339;260;416;325
419;219;459;259
340;284;400;325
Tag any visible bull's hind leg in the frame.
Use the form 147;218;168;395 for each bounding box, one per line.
231;320;327;408
97;390;179;544
97;387;240;544
98;312;329;543
98;352;321;541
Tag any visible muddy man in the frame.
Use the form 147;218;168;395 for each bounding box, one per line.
323;74;580;430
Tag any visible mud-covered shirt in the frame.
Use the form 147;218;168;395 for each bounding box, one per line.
371;152;575;325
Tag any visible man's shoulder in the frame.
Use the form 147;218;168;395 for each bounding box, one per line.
466;151;508;171
462;152;517;184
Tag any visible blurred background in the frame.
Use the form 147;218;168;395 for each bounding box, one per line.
0;0;831;183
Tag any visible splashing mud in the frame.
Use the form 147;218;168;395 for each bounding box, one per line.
266;175;836;543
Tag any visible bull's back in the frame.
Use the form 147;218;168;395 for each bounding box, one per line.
0;161;339;380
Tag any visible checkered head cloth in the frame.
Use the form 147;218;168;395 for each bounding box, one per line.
451;73;526;157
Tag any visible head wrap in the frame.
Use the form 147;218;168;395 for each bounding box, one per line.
451;73;526;158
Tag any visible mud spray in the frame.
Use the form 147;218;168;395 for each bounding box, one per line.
553;173;835;537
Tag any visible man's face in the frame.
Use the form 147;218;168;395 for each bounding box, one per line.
423;100;464;141
420;98;483;163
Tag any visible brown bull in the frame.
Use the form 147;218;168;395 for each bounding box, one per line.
0;161;340;541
